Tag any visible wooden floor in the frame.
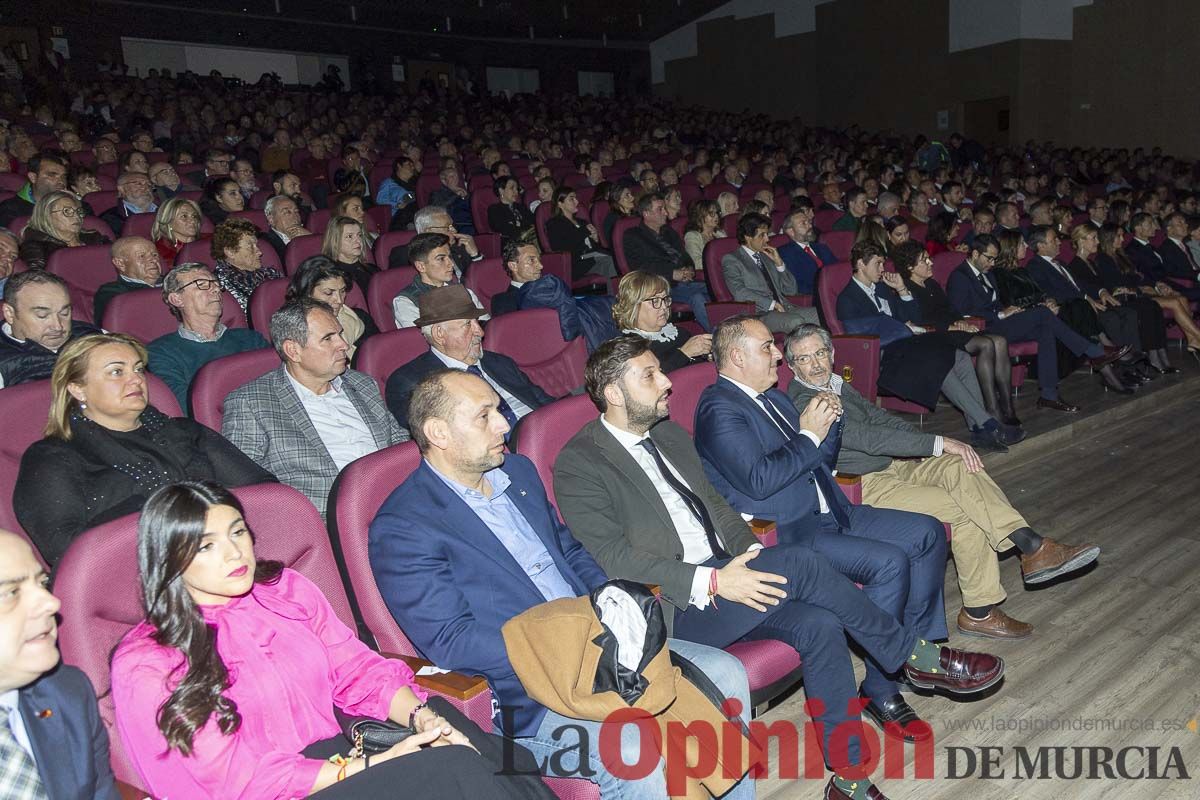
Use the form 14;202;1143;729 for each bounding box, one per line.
753;358;1200;798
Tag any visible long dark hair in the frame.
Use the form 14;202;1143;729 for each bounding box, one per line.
286;255;352;304
138;481;283;755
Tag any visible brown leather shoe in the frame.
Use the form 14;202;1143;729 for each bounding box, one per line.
1021;538;1101;584
956;607;1033;639
1035;396;1081;413
903;646;1005;694
1087;344;1132;368
824;777;891;800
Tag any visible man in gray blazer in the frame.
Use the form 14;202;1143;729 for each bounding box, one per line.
223;297;407;517
721;212;817;334
783;324;1100;642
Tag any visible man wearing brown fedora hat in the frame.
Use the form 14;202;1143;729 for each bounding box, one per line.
385;284;556;432
391;232;487;328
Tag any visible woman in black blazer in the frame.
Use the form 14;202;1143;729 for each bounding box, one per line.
544;186;617;280
486;176;535;244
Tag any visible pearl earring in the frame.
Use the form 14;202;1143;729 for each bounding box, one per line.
78;399;88;410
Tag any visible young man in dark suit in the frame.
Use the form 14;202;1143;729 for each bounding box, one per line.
0;531;120;799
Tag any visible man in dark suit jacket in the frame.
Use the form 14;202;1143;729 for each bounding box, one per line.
94;236;164;324
947;234;1125;411
621;193;711;330
369;368;756;799
261;195;313;265
555;336;1004;798
99;171;157;237
0;531;120;800
1155;212;1200;281
384;284;554;430
720;212;816;333
777;209;834;295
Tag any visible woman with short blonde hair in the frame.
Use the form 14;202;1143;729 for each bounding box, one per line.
612;271;711;372
152;197;204;263
321;215;378;294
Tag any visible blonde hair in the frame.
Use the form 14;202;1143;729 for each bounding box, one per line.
26;190;81;240
1070;223;1098;251
152;197;203;245
612;270;670;330
46;333;149;440
321;215;362;262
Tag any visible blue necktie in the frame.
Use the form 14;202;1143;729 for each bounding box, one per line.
466;365;519;432
756;393;850;529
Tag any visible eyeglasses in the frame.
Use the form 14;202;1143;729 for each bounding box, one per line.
52;206;84;218
790;347;831;366
177;277;218;292
978;252;998;262
642;295;670;309
428;223;457;232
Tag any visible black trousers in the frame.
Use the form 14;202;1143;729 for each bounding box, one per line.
305;697;554;799
1124;295;1167;349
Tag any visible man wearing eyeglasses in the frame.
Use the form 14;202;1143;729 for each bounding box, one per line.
785;323;1100;641
388;205;483;276
149;162;191;204
146;263;268;413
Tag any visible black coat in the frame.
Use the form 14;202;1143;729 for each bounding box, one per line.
621;223;690;282
545;214;601;279
487;201;535;244
17;228;111;271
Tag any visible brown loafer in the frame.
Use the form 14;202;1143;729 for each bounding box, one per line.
956;607;1033;639
824;777;891;800
1087;344;1132;368
1035;396;1081;413
1021;538;1101;584
903;645;1005;694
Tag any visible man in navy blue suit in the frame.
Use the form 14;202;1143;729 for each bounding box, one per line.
777;208;834;295
691;317;953;712
369;369;754;800
0;531;120;800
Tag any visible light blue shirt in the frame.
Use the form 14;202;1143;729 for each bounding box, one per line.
427;462;576;602
0;689;35;761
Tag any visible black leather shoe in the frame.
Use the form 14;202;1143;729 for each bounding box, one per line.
998;423;1026;445
970;427;1008;453
859;690;933;742
1036;396;1080;413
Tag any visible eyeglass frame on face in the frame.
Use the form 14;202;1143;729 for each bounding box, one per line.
976;250;998;263
177;277;219;292
52;204;84;218
642;293;670;309
790;347;831;366
427;222;457;233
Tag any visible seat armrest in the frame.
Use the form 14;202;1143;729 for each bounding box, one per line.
749;517;778;547
117;780;155;800
836;473;862;505
787;293;814;307
381;653;490;700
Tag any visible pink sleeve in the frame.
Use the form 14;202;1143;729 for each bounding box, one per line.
111;637;324;800
279;571;427;717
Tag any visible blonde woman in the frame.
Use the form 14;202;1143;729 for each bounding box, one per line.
153;197;204;263
321;215;378;294
18;190;110;270
612;270;711;372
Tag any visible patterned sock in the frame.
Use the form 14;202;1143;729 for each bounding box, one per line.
832;775;877;799
906;637;942;672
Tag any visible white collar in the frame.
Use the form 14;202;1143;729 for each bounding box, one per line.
720;373;770;402
968;261;987;279
599;413;649;450
851;276;876;294
624;323;678;343
511;280;526;288
284;366;343;399
431;347;478;370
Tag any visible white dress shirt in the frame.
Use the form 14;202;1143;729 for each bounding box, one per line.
284;370;378;470
431;348;534;419
271;226;293;246
599;415;758;610
391;284;487;328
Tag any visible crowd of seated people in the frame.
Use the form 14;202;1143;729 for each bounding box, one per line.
6;66;1200;799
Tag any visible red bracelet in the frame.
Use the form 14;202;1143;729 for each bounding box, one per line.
708;569;719;609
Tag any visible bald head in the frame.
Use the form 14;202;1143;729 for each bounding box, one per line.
111;236;163;285
0;531;60;692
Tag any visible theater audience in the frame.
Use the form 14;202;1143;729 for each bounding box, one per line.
111;480;547;800
147;263;269;412
391;232;485;329
385;284;552;431
94;236;163;323
369;367;755;800
613;271;711;372
101;171;157;237
777;208;833;296
321;215;377;295
0;271;99;389
0;530;120;799
211;217;283;313
429;164;473;234
330;192;379;251
784;324;1100;640
388;205;482;274
260;195;312;264
622;192;712;330
17;190;111;270
149;162;188;204
543;186;616;280
13;333;273;564
199;177;244;226
486;176;534;244
286;255;377;360
721;212;817;333
0;152;68;228
152;196;203;263
222;298;403;517
67;164;102;200
682;199;724;272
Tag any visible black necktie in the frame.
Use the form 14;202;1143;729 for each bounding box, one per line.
979;271;997;300
754;252;786;307
637;438;731;560
466;365;519;433
756;393;850;529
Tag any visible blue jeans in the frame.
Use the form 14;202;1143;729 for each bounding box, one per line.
672;281;713;331
513;638;754;799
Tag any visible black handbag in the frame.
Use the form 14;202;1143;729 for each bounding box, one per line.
334;708;414;757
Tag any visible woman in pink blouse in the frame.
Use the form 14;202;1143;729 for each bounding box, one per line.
111;480;550;800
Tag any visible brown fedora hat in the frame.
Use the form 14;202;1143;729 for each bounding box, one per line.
414;284;486;327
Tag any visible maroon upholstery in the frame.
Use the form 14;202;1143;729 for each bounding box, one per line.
82;189;120;216
189;347;280;431
118;212;159;240
7;215;115;240
589;200;611;247
482;308;586;397
56;483;350;787
930;251;964;287
373;230;416;267
461;257;507;313
101;287;246;344
470;189;495;234
813;209;842;232
46;244;115;324
510;393;595;509
0;373;181;566
354;328;430;395
829;335;881;402
176;239;216;268
705;301;756;328
366;266;417;332
820;230;855;263
475;232;501;259
719;213;739;238
817;261;853;335
701;237;741;301
610;217;641;275
306;208;332;234
0;173;24;192
229;208;269;231
539;251;570;286
665;362;717;435
246;277;368;333
282;233;324;274
534;201;554;251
